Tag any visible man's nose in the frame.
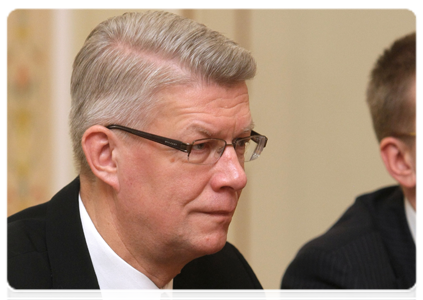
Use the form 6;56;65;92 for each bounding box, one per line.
210;145;248;192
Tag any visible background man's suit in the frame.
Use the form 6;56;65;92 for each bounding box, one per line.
8;178;262;289
282;186;415;289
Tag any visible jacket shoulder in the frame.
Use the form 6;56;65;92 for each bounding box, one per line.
8;203;53;289
282;186;405;289
303;185;402;251
8;202;49;256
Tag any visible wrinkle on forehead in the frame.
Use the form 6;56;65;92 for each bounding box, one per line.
204;94;249;111
156;80;249;113
148;81;252;138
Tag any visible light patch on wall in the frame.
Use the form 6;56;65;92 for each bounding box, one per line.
7;10;52;216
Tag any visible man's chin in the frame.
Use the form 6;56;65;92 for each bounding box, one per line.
192;233;228;257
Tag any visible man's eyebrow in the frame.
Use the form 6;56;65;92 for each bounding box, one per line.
186;125;213;137
243;121;255;133
186;120;255;138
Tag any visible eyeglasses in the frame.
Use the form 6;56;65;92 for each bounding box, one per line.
390;132;416;138
106;124;268;165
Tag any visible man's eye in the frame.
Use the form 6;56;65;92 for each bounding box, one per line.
237;140;246;147
237;138;250;148
192;142;209;151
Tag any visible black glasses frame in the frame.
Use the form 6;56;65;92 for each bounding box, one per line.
390;132;416;138
106;124;267;159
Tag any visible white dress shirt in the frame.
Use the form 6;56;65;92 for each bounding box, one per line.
404;197;416;242
79;195;172;289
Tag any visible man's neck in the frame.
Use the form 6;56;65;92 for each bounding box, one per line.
79;174;184;288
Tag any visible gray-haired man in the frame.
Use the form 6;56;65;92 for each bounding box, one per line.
8;11;267;289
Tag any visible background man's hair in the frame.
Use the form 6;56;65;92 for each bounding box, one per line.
69;10;256;174
366;32;415;142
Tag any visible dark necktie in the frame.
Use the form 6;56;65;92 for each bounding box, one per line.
160;293;169;300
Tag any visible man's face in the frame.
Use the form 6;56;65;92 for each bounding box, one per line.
113;81;252;262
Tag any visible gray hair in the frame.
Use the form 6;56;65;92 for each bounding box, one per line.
69;10;256;174
366;32;415;142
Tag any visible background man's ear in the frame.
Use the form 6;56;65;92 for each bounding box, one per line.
81;125;120;191
379;137;416;188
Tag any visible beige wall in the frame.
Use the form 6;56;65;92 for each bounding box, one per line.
253;10;414;288
7;9;415;289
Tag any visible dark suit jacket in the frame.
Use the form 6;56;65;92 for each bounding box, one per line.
281;186;415;289
8;177;262;289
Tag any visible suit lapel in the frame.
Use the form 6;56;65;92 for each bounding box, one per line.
45;177;100;289
372;187;416;288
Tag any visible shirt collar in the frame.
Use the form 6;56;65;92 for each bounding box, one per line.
404;197;416;242
79;194;173;289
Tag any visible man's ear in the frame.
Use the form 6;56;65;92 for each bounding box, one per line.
81;125;120;191
379;137;416;188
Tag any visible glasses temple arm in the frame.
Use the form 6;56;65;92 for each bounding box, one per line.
106;124;191;153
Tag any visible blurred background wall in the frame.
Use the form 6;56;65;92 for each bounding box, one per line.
7;9;415;289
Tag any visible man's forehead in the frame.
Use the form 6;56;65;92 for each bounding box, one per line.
161;80;247;103
150;81;252;132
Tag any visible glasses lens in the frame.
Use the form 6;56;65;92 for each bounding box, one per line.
237;136;266;162
188;135;267;164
188;139;227;164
